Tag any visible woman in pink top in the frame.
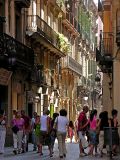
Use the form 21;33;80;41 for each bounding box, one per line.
88;109;97;155
12;111;25;154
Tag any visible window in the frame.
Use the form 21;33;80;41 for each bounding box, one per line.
15;14;21;41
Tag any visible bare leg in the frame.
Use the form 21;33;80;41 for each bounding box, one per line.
89;145;94;155
48;145;52;156
39;144;42;155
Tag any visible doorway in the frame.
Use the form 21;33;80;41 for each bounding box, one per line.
0;85;8;114
27;103;33;118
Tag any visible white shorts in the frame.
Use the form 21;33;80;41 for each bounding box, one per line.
78;131;88;149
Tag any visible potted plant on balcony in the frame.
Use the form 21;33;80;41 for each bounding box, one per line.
57;33;71;54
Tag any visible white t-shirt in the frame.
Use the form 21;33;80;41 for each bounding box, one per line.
40;115;48;131
56;116;69;133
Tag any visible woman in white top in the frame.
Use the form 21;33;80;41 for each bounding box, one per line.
0;110;6;154
55;109;69;159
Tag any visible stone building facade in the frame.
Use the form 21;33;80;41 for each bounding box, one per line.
0;0;98;145
97;0;120;128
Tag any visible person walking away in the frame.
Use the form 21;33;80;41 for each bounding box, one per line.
31;112;37;151
50;113;59;153
11;111;25;154
97;111;109;157
39;110;52;157
77;105;89;157
110;109;119;155
68;121;74;143
0;110;6;154
54;109;69;159
88;109;98;156
21;110;31;152
35;115;41;153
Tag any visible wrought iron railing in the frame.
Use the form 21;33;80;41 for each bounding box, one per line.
99;32;113;55
0;33;34;68
96;31;113;73
27;15;59;49
62;55;82;76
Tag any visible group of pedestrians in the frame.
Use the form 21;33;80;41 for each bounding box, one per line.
0;106;119;159
77;105;119;157
31;109;69;158
11;109;69;158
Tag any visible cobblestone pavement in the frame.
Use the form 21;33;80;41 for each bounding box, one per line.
0;140;120;160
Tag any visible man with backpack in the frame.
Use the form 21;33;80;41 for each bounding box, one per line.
77;105;89;157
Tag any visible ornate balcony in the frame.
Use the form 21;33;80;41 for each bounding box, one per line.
26;15;66;57
47;0;66;15
62;12;79;37
0;33;34;70
15;0;30;8
62;55;82;76
96;32;113;73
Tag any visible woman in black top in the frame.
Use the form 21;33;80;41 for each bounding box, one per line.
110;109;119;154
98;111;109;157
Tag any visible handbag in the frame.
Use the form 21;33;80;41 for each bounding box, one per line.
12;125;19;134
